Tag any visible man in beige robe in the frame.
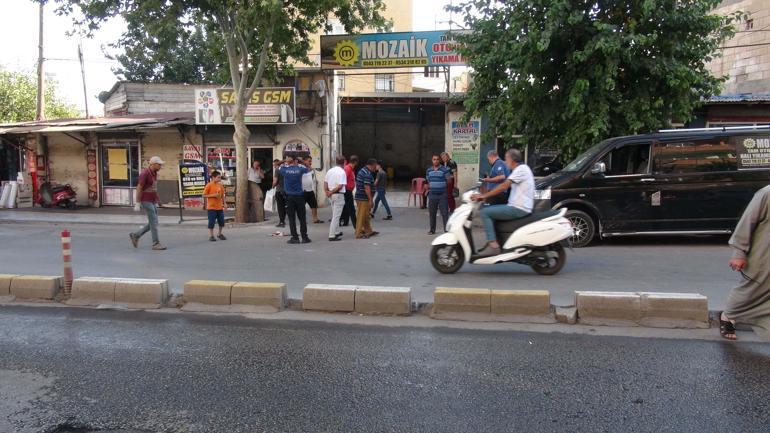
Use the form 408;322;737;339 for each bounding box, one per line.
722;185;770;340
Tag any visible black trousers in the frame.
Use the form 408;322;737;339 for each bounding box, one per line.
275;190;287;223
429;191;449;232
286;194;307;238
340;190;356;228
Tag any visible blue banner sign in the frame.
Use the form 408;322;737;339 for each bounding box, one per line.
320;30;469;70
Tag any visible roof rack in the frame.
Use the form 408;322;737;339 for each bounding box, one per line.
658;125;770;133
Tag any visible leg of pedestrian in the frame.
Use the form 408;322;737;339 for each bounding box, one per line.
329;194;344;240
276;191;287;227
297;196;310;242
381;190;392;219
207;210;217;241
286;196;299;242
217;210;226;240
355;200;368;238
428;194;438;234
439;191;449;232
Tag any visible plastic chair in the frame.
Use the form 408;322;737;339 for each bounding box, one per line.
408;178;426;207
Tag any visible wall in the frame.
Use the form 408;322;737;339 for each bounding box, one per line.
276;117;327;197
709;0;770;94
140;129;185;204
47;133;88;201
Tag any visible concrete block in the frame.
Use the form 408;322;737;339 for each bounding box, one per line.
70;277;117;305
555;306;577;325
303;284;355;312
10;275;62;300
491;290;551;315
115;278;169;307
639;292;709;329
0;274;18;296
576;291;641;326
433;287;491;315
231;282;287;309
355;286;411;315
184;280;234;305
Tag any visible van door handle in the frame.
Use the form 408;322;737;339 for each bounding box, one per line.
640;178;656;183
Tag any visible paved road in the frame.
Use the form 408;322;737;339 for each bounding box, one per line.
0;207;738;308
1;306;769;432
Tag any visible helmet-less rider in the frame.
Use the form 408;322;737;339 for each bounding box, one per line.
471;148;535;257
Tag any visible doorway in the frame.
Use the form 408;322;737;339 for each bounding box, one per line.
100;140;140;206
249;147;274;193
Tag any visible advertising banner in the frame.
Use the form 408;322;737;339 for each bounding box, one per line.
734;136;770;170
195;87;296;125
320;30;469;70
178;161;208;208
449;114;481;165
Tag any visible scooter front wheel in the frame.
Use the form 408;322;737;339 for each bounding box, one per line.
430;244;464;274
530;243;566;276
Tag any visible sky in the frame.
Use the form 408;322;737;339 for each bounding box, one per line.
0;0;458;116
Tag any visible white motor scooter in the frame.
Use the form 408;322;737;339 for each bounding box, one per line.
430;189;574;275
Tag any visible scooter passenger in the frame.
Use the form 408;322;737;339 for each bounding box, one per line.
471;148;535;257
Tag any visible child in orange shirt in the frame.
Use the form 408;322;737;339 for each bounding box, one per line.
203;170;227;241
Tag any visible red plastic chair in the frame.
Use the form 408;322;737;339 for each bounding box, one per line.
408;178;426;207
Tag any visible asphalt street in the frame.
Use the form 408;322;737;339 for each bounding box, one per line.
1;305;769;432
0;207;738;308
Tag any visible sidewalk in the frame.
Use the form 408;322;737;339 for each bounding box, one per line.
0;206;236;226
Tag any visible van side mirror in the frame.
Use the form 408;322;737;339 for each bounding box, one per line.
590;162;606;175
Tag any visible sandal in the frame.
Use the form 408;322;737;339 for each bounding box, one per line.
719;313;737;340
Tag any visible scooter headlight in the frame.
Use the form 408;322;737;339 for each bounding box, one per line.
534;188;551;200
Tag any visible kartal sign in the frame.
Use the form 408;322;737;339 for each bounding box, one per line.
320;30;469;69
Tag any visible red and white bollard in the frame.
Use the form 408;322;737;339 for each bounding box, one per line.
61;229;73;296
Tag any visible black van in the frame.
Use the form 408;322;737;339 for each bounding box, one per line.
533;127;770;247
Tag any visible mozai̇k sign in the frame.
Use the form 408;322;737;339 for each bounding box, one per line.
320;30;469;70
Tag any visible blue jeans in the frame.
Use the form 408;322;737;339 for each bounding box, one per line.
207;209;225;229
133;202;159;244
479;205;530;241
373;189;391;216
429;191;449;232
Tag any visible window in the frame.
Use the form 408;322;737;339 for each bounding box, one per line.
600;143;651;176
653;140;737;174
424;67;441;78
375;74;395;92
337;72;345;91
746;19;754;31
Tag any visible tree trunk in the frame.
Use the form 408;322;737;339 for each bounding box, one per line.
233;103;251;223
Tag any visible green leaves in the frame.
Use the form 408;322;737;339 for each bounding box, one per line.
452;0;738;161
0;69;80;123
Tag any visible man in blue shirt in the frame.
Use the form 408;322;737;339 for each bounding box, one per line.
426;154;450;235
279;155;311;244
354;159;379;239
482;150;510;205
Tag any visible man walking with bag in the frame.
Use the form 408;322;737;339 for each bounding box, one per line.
129;156;166;250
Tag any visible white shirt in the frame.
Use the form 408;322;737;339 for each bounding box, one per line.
507;164;535;212
325;166;347;193
248;167;263;183
302;170;315;192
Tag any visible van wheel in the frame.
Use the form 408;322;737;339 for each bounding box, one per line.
566;210;595;248
531;243;566;275
431;244;464;274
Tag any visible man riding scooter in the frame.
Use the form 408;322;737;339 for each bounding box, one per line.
471;148;535;257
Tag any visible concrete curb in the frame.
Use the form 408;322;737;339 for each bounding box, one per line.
302;284;356;312
0;274;19;296
432;287;557;323
575;291;709;329
9;275;62;300
302;284;412;315
67;277;169;309
182;280;287;313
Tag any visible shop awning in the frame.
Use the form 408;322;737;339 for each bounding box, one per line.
0;112;196;135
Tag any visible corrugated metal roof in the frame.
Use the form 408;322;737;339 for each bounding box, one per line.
706;93;770;103
0;112;195;135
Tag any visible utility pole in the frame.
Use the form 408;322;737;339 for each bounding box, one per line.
35;0;45;121
78;42;89;117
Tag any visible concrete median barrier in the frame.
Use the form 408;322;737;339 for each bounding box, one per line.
303;284;356;312
231;282;287;310
491;290;555;323
355;286;411;315
575;291;642;326
0;274;18;296
432;287;491;320
184;280;234;305
639;292;709;329
68;277;117;306
115;278;169;308
10;275;62;300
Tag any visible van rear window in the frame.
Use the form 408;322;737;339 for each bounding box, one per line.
653;140;737;174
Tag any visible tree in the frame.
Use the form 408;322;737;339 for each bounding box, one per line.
0;69;80;123
51;0;389;222
451;0;743;161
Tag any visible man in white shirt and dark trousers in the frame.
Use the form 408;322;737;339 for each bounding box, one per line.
325;155;348;241
471;148;535;256
247;160;265;222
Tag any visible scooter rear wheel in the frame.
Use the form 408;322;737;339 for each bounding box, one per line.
530;243;566;276
430;244;464;274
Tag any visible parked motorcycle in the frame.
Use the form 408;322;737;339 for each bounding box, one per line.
37;182;77;209
430;188;573;275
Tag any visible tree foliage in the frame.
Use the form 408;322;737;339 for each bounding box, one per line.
50;0;389;222
0;69;80;123
451;0;743;160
